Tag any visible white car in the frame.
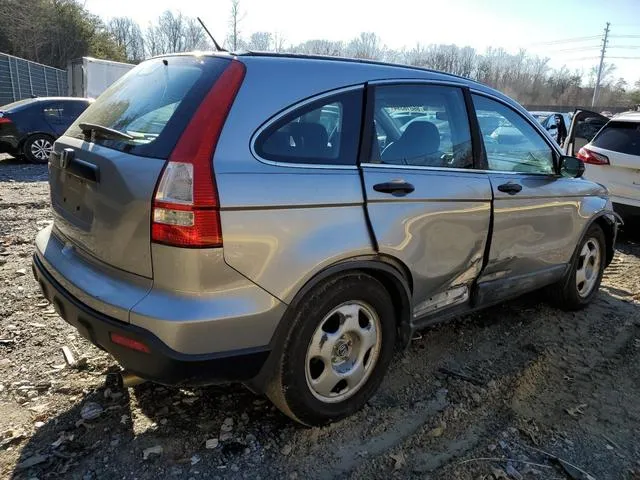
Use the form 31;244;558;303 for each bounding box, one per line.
565;110;640;222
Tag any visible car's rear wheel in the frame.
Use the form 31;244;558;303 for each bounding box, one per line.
266;272;396;426
23;134;54;164
548;224;606;310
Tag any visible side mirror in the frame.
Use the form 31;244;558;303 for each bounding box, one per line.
559;155;585;178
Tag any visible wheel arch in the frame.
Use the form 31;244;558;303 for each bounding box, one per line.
590;212;620;267
246;255;414;393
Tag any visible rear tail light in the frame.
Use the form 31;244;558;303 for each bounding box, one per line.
577;147;609;165
151;60;246;247
0;116;11;124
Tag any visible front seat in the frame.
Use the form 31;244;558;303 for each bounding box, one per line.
381;121;441;166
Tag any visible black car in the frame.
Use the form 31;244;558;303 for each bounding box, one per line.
0;97;92;163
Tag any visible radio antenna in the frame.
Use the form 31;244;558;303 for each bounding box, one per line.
197;17;226;52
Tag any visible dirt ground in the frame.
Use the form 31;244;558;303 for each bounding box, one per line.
1;153;639;480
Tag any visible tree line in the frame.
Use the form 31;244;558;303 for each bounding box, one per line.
0;0;638;108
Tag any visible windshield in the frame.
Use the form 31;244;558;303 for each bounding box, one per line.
66;55;230;159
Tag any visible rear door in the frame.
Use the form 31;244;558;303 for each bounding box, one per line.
360;82;492;320
41;102;65;135
564;109;609;155
471;93;581;301
50;56;231;278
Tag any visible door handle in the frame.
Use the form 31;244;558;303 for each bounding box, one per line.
497;182;522;194
373;181;415;196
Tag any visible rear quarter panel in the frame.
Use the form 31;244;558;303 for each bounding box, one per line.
218;169;374;303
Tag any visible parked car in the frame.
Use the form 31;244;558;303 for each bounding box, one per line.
565;110;640;222
32;53;618;426
0;97;92;163
530;111;572;144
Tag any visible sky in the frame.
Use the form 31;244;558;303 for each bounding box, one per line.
85;0;640;84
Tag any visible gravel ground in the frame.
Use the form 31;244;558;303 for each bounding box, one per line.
1;153;640;479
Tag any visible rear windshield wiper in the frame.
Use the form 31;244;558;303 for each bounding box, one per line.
78;122;134;141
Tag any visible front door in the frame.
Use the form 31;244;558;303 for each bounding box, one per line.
471;93;583;303
360;82;492;322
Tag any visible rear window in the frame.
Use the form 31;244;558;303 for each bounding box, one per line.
66;56;231;159
0;98;36;112
592;121;640;156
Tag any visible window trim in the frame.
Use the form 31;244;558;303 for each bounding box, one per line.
359;80;478;172
250;85;364;170
469;90;563;176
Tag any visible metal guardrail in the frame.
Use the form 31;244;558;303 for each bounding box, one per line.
0;53;67;106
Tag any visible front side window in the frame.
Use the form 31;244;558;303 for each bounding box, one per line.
255;89;363;166
369;84;473;169
472;95;555;174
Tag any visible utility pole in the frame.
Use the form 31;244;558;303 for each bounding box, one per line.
592;22;611;108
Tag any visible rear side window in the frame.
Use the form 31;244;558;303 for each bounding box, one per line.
255;89;363;166
592;121;640;156
66;56;231;159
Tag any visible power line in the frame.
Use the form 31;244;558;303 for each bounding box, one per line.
608;45;640;49
550;45;602;53
529;35;602;46
610;34;640;39
606;56;640;59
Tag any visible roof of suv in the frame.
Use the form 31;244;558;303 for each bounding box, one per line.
236;51;482;83
612;111;640;123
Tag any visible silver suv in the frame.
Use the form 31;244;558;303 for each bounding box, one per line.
33;53;618;426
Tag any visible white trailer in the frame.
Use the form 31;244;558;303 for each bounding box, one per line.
67;57;134;99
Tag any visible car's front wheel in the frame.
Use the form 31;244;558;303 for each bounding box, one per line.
23;134;54;164
549;224;606;310
266;272;396;426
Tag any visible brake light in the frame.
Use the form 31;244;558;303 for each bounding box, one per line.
110;333;150;353
577;147;609;165
0;117;11;124
151;60;246;247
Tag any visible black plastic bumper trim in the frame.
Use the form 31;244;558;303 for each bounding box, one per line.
32;254;270;386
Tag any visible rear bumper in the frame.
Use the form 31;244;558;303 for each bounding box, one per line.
32;254;270;385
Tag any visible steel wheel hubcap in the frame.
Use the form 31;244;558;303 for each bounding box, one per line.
31;139;52;160
305;301;382;403
576;238;601;297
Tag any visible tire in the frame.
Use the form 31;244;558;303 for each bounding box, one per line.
548;224;606;310
266;272;397;426
23;134;54;164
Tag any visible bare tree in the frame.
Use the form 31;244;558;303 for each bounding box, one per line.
347;32;381;59
248;32;272;51
228;0;245;50
145;11;208;56
273;32;286;53
184;17;210;51
293;39;344;56
108;17;145;62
